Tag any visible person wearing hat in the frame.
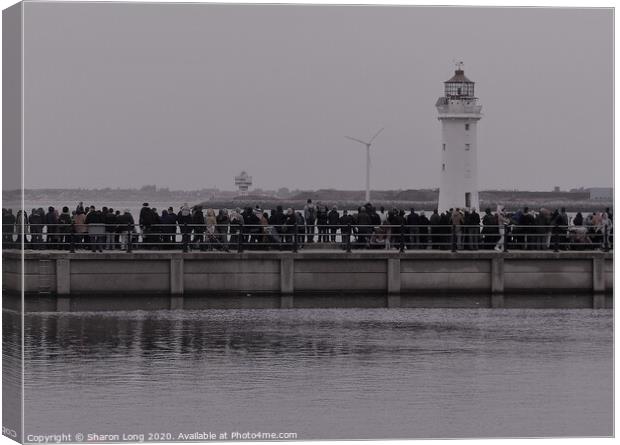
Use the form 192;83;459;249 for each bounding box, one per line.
139;203;154;249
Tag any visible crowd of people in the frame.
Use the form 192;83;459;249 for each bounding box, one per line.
1;200;613;252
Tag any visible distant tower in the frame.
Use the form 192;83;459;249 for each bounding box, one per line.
436;62;482;212
234;171;252;196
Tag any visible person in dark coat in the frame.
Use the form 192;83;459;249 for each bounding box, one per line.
295;211;305;247
406;208;420;249
356;207;372;248
438;211;451;250
139;203;155;249
387;209;404;249
418;211;430;248
464;208;480;250
28;209;43;249
167;207;178;247
339;210;354;249
216;209;229;248
192;207;206;251
304;199;316;243
228;208;244;249
316;204;329;243
103;207;118;250
44;206;59;249
519;207;535;250
244;208;261;248
117;209;135;250
159;209;175;249
57;207;73;250
85;207;105;252
327;206;340;242
481;208;498;249
428;209;440;250
269;206;286;240
283;208;297;248
369;206;381;228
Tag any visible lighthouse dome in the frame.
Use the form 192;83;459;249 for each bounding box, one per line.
444;69;475;98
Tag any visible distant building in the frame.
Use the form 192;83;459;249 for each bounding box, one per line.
553;186;561;193
588;187;613;200
234;171;253;196
277;187;290;197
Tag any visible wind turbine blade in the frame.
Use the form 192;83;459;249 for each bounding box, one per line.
369;127;384;144
345;136;368;145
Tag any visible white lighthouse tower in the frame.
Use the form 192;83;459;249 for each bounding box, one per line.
436;63;482;212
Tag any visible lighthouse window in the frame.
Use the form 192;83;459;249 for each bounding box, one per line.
465;143;470;151
465;123;470;131
442;144;446;151
442;163;445;171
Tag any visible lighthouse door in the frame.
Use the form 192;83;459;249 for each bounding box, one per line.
465;193;471;208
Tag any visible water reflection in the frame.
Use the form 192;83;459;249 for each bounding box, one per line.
12;308;614;439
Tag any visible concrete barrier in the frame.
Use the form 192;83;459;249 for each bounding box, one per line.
2;250;613;310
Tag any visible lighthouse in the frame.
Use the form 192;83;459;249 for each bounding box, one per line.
436;63;482;212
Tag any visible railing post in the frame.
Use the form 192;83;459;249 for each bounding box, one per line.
399;223;405;253
182;224;188;253
238;222;244;253
451;225;457;252
293;223;298;253
69;224;75;253
503;224;509;253
346;223;352;253
127;223;133;253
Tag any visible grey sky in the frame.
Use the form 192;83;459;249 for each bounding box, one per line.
21;3;612;191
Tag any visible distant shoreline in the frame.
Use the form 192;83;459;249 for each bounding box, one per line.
3;188;612;213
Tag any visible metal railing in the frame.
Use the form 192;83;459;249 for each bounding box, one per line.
1;223;613;253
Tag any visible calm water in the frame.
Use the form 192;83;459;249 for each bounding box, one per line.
6;307;613;440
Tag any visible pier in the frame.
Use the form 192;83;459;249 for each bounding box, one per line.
2;249;613;311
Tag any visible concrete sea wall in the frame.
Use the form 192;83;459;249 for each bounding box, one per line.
2;250;613;310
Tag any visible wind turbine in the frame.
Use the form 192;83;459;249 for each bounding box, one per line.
345;127;384;203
